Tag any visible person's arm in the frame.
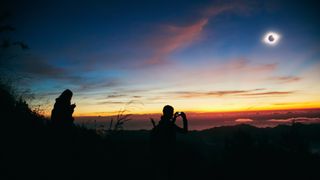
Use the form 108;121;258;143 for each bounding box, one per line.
174;112;188;133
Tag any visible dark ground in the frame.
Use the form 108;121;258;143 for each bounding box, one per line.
1;84;320;180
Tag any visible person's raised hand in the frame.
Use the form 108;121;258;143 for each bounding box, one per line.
180;112;186;119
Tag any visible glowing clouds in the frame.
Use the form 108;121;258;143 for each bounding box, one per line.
263;31;281;46
235;118;254;122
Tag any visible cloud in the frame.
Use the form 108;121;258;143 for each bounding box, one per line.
267;76;301;83
3;54;123;93
105;94;126;99
143;2;251;66
93;94;142;100
96;101;126;105
132;95;142;98
172;90;254;98
95;100;144;112
272;102;316;106
235;118;254;122
4;55;66;78
222;59;277;73
77;79;120;91
2;54;96;86
182;59;278;84
267;117;320;123
239;91;295;97
143;18;208;66
169;89;294;98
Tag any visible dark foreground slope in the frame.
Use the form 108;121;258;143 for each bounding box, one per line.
1;84;320;180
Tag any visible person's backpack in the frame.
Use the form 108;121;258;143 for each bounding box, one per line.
150;119;176;148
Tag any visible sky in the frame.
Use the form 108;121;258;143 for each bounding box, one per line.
1;0;320;117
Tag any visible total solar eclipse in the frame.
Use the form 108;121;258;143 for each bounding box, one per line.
263;31;280;46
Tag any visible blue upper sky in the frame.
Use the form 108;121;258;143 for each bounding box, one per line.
1;0;320;115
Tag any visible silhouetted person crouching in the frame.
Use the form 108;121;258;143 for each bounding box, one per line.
51;89;76;128
150;105;188;179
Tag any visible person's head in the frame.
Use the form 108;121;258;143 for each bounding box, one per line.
162;105;174;120
59;89;73;102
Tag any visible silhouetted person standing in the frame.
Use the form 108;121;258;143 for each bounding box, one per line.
51;89;76;128
150;105;188;180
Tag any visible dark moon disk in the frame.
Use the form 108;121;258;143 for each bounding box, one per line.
268;35;274;42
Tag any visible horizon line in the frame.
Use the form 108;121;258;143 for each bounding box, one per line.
69;107;320;118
